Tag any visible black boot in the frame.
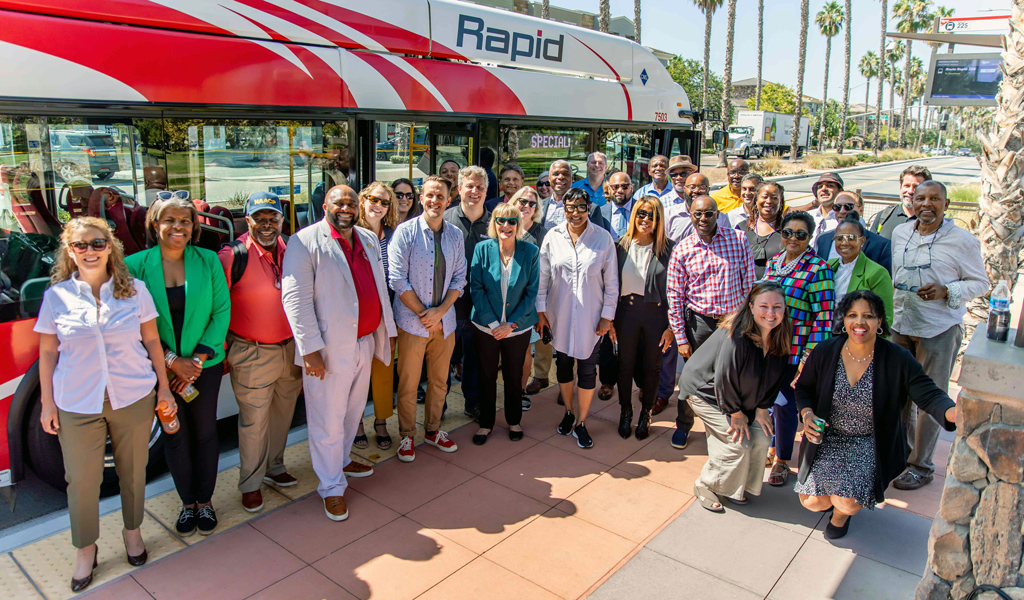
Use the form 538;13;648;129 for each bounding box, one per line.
635;408;652;440
618;405;633;439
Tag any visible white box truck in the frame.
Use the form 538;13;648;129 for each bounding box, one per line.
725;111;810;159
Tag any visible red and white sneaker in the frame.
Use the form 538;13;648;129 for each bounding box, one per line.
397;436;416;462
424;430;458;453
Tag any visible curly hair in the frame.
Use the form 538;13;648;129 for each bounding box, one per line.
358;181;398;230
833;289;891;337
52;217;136;299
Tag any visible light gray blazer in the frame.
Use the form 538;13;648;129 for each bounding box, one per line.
281;220;397;367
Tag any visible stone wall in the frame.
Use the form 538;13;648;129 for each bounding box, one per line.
917;392;1024;600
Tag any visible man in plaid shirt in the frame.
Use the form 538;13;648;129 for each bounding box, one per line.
665;195;756;449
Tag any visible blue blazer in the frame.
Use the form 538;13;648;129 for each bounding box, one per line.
816;228;893;275
469;238;540;334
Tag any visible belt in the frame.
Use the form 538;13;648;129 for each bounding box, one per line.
684;307;724;320
230;332;292;346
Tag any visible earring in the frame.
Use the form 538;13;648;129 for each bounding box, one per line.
840;325;847;333
877;326;884;335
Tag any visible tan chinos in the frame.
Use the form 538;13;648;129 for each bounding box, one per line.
687;395;770;501
396;328;455;438
57;391;156;548
227;334;303;493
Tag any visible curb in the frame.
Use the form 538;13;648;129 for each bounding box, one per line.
708;155;962;190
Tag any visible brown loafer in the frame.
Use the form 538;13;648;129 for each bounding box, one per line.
263;472;298;487
597;385;614;401
343;462;374;478
324;496;349;521
651;396;669;416
242;489;264;513
525;378;548;395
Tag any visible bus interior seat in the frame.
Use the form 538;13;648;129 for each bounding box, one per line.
88;188;143;255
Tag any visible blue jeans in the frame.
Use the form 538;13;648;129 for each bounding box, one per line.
771;364;800;462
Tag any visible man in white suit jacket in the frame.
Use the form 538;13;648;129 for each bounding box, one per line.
281;185;397;522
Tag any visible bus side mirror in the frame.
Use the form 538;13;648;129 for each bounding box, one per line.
712;130;728;151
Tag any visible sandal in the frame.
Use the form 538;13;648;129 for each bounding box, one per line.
374;420;392;450
353;432;368;449
768;461;789;487
725;496;748;505
765;449;776;468
694;482;724;513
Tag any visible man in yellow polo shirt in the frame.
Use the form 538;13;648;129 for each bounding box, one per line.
710;158;748;213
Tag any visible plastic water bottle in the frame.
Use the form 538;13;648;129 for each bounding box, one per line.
987;279;1011;342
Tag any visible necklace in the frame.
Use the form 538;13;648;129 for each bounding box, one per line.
771;248;807;277
844;344;874;363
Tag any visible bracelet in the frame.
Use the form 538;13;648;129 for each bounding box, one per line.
164;351;178;367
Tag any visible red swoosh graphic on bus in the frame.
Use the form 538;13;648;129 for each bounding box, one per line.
405;58;526;116
352;53;447;113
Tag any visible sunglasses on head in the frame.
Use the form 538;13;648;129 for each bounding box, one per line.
70;238;108;253
517;199;538;208
781;228;810;241
395;192;415;200
635;209;655;222
156;190;190;201
494;217;519;226
834;203;856;212
366;196;391;207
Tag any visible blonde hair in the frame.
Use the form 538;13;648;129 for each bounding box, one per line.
508;186;541;225
358;181;398;230
146;197;200;246
487;202;524;240
618;196;669;257
52;217;136;299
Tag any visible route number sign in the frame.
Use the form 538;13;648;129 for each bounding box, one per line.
940;16;1009;33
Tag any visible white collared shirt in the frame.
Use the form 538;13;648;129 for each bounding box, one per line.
34;275;159;414
543;196;565;230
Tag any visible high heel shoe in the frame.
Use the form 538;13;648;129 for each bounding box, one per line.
123;529;148;567
70;545;98;592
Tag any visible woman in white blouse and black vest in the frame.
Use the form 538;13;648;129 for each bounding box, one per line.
34;217;173;592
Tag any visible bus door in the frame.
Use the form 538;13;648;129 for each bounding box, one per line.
652;129;703;170
428;122;478;175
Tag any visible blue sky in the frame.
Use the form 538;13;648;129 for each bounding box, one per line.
554;0;1007;109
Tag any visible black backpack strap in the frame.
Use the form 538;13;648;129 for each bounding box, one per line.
228;239;247;286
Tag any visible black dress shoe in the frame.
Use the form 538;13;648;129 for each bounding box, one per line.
71;546;98;593
598;385;614;401
635;408;652;440
825;514;852;540
472;432;488;446
509;429;524;441
617;406;633;439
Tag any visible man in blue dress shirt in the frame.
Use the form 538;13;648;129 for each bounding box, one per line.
571;152;608;206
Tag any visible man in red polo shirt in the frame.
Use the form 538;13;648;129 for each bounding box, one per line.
282;185;397;522
219;192;302;513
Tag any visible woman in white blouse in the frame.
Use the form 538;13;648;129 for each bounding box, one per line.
34;217;173;592
536;188;619;449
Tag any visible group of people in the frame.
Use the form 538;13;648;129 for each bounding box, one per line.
36;150;988;591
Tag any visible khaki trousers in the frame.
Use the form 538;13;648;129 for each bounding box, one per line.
687;395;770;501
369;354;395;420
533;339;554;381
57;391;156;549
227;334;303;494
396;328;455;438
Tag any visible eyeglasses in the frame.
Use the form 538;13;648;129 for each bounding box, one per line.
834;203;856;212
395;192;415;200
156;190;190;201
564;204;590;214
366;196;391;207
780;228;810;241
727;170;749;176
691;210;717;220
609;183;631;190
70;239;109;253
834;234;862;243
494;217;519;226
517;199;538;208
896;230;936;294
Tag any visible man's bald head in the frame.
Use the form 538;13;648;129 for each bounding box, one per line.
326;184;358;203
143;166;167;190
324;185;359;232
683;172;710;202
690;195;719;240
691;195;717;212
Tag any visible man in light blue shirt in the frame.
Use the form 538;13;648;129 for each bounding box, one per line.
603;171;634;241
571;151;608;207
660;154;697;209
632;154;672;201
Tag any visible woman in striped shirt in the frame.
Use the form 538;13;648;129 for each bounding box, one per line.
762;210;835;487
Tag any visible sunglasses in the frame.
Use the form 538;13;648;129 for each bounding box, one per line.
156;190;190;201
395;192;415;200
834;234;862;243
635;209;655;222
70;238;109;253
494;217;519;226
609;183;631;190
692;210;717;219
536;181;551;187
834;203;857;212
684;185;709;192
669;172;689;179
366;196;391;207
564;204;590;214
517;199;538;208
781;228;810;241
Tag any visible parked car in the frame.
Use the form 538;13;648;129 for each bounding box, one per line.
49;130;120;181
956;148;972;156
930;147;947;157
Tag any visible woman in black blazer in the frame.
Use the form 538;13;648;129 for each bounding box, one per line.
794;290;956;540
608;197;675;440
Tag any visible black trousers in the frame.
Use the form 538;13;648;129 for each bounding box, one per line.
675;308;721;433
598;333;643;389
615;295;669;412
165;365;223;505
555;342;601;390
473;328;531;429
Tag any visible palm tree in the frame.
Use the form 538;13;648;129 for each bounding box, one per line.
542;0;550;19
718;0;738;167
694;0;725;120
755;0;764;109
837;0;853;154
884;41;905;148
815;2;845;152
873;0;888;155
634;0;642;44
894;0;933;147
860;51;879;138
791;0;810;162
927;5;954;55
599;0;610;33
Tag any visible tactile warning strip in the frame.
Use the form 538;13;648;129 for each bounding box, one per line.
0;553;43;599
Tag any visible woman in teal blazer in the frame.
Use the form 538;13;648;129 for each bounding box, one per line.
126;197;230;537
469;203;540;445
828;214;894;326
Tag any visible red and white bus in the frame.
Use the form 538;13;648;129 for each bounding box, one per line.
0;0;700;490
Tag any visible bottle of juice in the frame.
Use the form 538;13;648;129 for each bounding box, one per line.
156;400;180;434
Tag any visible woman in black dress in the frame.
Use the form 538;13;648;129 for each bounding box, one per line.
739;181;785;279
794;290;956;539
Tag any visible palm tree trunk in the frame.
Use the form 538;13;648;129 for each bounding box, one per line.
790;0;810;162
837;0;852;154
702;7;713;138
599;0;610;33
755;0;764;110
899;40;913;147
718;0;737;167
818;37;832;153
634;0;642;44
542;0;549;19
915;96;924;150
887;70;896;148
865;77;871;140
873;0;887;155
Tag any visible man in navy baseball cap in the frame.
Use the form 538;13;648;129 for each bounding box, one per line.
245;191;284;216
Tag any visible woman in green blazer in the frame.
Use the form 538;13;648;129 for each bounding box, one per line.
469;203;540;445
126;196;230;537
828;214;894;326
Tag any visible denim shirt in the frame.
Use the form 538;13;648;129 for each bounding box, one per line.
388;216;467;338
